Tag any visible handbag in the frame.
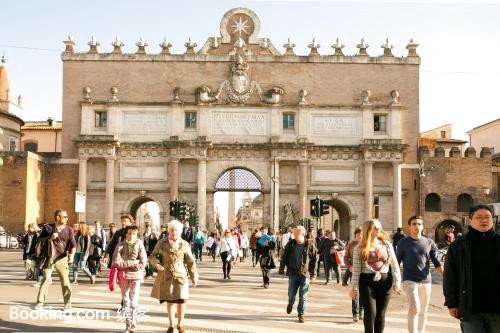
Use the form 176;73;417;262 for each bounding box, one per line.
333;250;344;266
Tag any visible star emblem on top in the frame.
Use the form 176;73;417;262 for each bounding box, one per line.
231;16;250;36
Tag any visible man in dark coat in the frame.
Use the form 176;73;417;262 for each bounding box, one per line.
444;204;500;332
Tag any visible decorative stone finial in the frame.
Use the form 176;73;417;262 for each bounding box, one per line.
299;89;308;105
307;38;320;55
390;90;400;105
406;38;419;57
184;37;197;55
260;38;269;49
283;37;295;55
159;38;172;54
135;37;148;54
83;86;92;101
63;35;76;54
211;37;219;49
109;87;119;102
234;37;246;49
87;36;100;54
331;38;345;56
112;36;124;54
361;90;371;105
172;87;182;104
1;56;5;65
356;38;369;56
381;38;394;57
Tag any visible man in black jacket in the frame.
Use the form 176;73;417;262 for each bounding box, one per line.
443;204;500;332
104;214;134;268
279;225;317;324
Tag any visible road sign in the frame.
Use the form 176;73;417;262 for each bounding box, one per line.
75;191;86;213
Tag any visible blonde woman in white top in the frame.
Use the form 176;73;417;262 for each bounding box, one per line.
349;220;401;333
219;230;238;279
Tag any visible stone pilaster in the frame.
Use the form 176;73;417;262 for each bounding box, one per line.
78;157;88;222
299;161;308;219
364;161;374;221
271;159;280;230
105;157;115;225
393;162;402;228
169;159;179;200
197;159;207;229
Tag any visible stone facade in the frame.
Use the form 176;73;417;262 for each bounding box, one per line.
419;146;493;245
60;8;421;237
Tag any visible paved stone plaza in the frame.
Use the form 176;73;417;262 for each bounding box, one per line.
0;250;459;332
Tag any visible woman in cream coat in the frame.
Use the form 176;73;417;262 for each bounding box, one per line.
149;220;198;333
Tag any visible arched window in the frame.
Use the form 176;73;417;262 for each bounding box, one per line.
457;193;473;212
24;142;38;152
425;193;441;212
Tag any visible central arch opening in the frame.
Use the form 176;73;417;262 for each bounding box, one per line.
130;196;161;233
214;167;263;233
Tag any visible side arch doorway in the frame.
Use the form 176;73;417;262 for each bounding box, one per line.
129;196;162;233
214;167;264;233
324;199;351;242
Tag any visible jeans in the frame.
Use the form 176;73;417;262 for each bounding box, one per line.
221;251;232;278
402;280;432;333
119;279;142;330
194;243;203;261
461;313;500;333
288;274;310;316
359;272;393;333
37;258;71;305
324;261;341;283
72;252;92;282
251;248;258;266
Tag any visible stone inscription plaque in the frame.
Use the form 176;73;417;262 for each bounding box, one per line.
312;168;358;185
311;115;359;137
123;111;168;133
211;111;268;136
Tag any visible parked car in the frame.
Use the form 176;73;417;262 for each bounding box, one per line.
0;226;20;248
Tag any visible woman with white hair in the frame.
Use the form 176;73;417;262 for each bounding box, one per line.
149;220;198;333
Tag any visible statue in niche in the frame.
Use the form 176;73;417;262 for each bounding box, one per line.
283;202;297;226
390;90;400;105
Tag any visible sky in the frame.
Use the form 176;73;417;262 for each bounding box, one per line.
2;0;500;143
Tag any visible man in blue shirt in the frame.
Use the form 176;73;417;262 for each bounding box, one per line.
396;216;443;333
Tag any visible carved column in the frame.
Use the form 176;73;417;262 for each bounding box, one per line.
393;162;402;229
78;157;88;222
105;157;115;225
197;159;207;230
228;170;236;229
349;215;358;240
271;158;280;230
364;161;374;221
299;161;308;219
169;159;179;200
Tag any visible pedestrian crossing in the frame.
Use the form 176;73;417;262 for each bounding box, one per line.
7;259;459;332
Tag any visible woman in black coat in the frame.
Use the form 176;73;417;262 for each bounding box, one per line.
259;233;277;289
320;230;345;284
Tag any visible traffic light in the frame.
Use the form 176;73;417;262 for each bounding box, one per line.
372;196;380;219
169;201;178;217
179;202;187;221
310;198;320;218
320;200;330;216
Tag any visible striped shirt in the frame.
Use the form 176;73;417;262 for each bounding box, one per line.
351;239;401;291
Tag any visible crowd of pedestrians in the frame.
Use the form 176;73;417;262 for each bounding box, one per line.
21;203;499;333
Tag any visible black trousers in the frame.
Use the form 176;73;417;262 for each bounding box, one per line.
359;272;393;333
220;251;232;278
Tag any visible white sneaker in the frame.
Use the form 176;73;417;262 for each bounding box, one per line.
34;303;44;310
32;282;41;287
63;303;72;311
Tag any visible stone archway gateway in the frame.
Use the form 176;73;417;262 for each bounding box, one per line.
129;196;161;232
214;167;264;231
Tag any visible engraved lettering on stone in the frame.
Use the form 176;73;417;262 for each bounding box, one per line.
123;112;168;133
211;112;267;136
312;116;360;137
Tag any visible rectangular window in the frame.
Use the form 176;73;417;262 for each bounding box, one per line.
283;113;295;130
9;137;17;151
95;111;107;128
185;111;197;129
374;115;387;133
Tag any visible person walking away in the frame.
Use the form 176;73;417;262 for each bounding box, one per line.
144;231;158;278
240;232;249;262
72;222;95;284
396;215;443;333
87;225;103;276
392;227;405;249
193;225;205;262
350;220;401;333
315;229;326;277
35;209;76;310
219;230;237;280
249;229;260;267
444;205;500;333
205;232;216;262
112;225;147;332
149;220;198;333
321;230;345;284
279;225;318;323
94;220;107;257
259;233;277;288
343;227;364;322
23;223;39;280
